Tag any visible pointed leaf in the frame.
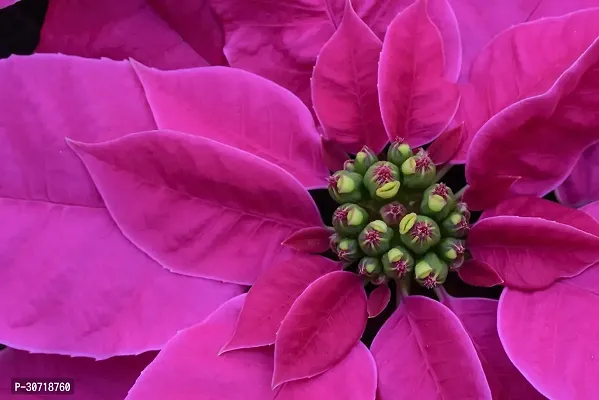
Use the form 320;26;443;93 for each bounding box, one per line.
467;37;599;197
462;176;520;211
38;0;224;67
457;259;504;287
321;136;348;172
582;200;599;219
556;142;599;208
378;0;460;147
127;295;377;400
441;293;545;400
371;295;491;400
0;350;155;400
481;196;599;237
0;0;17;9
0;54;243;357
312;1;386;154
210;0;404;110
367;284;391;318
282;226;334;254
468;215;599;290
131;62;329;189
69;130;322;285
427;123;464;165
499;263;599;400
454;8;599;162
222;256;341;352
273;271;367;387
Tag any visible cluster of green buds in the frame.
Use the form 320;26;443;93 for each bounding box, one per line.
327;140;471;289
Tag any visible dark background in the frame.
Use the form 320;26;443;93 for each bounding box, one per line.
0;0;47;59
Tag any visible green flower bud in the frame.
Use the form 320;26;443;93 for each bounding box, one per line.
401;152;436;189
358;257;386;284
437;237;466;261
420;183;456;221
343;160;356;172
364;161;401;200
382;246;415;279
327;171;363;204
399;214;441;255
329;233;341;253
387;137;413;168
332;204;369;237
441;212;470;238
336;238;362;265
358;220;394;256
455;202;471;221
415;253;448;289
354;146;378;175
379;201;408;227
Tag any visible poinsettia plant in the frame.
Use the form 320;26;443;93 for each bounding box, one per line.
2;0;599;399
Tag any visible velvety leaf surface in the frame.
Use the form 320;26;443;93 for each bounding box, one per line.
367;284;391;318
440;292;545;400
0;0;17;8
0;350;155;400
311;2;386;154
273;271;367;387
427;123;464;165
498;264;599;400
127;295;377;400
468;215;599;290
209;0;404;109
453;8;599;162
457;259;504;287
466;37;599;197
462;176;520;211
371;295;491;400
131;62;329;189
221;256;341;352
69;130;322;285
556;142;599;208
481;196;599;237
282;226;334;253
582;199;599;218
38;0;224;67
378;0;459;147
321;136;348;172
0;54;243;357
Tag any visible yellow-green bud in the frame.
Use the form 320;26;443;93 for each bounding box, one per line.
364;161;401;200
420;183;456;221
399;212;418;234
379;202;408;227
441;212;470;238
382;245;415;279
376;181;401;199
332;204;369;237
388;138;413;168
399;215;441;255
358;220;394;256
415;253;448;289
335;238;362;265
327;171;363;204
401;152;436;190
354;146;378;175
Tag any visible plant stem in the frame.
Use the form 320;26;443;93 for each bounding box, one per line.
454;185;469;200
433;164;453;184
433;286;445;302
395;278;410;306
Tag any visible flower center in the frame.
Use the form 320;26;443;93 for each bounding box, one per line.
411;221;433;242
392;260;408;276
422;273;437;289
415;156;431;173
364;230;381;247
373;164;395;185
333;207;349;223
456;219;470;234
453;242;466;256
392;136;405;145
388;204;404;217
432;183;449;199
327;175;339;191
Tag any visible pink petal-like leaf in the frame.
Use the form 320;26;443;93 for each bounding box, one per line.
440;291;545;400
457;259;504;287
481;196;599;237
453;8;599;162
466;36;599;197
468;215;599;290
0;54;243;357
0;350;155;400
378;0;460;147
371;295;491;400
498;263;599;400
127;295;377;400
311;1;386;154
131;62;329;189
367;284;391;318
556;142;599;208
582;199;599;219
38;0;224;67
427;122;464;165
221;256;341;352
273;271;367;387
462;176;520;211
282;226;334;254
68;130;322;285
321;136;348;172
210;0;404;110
0;0;17;8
